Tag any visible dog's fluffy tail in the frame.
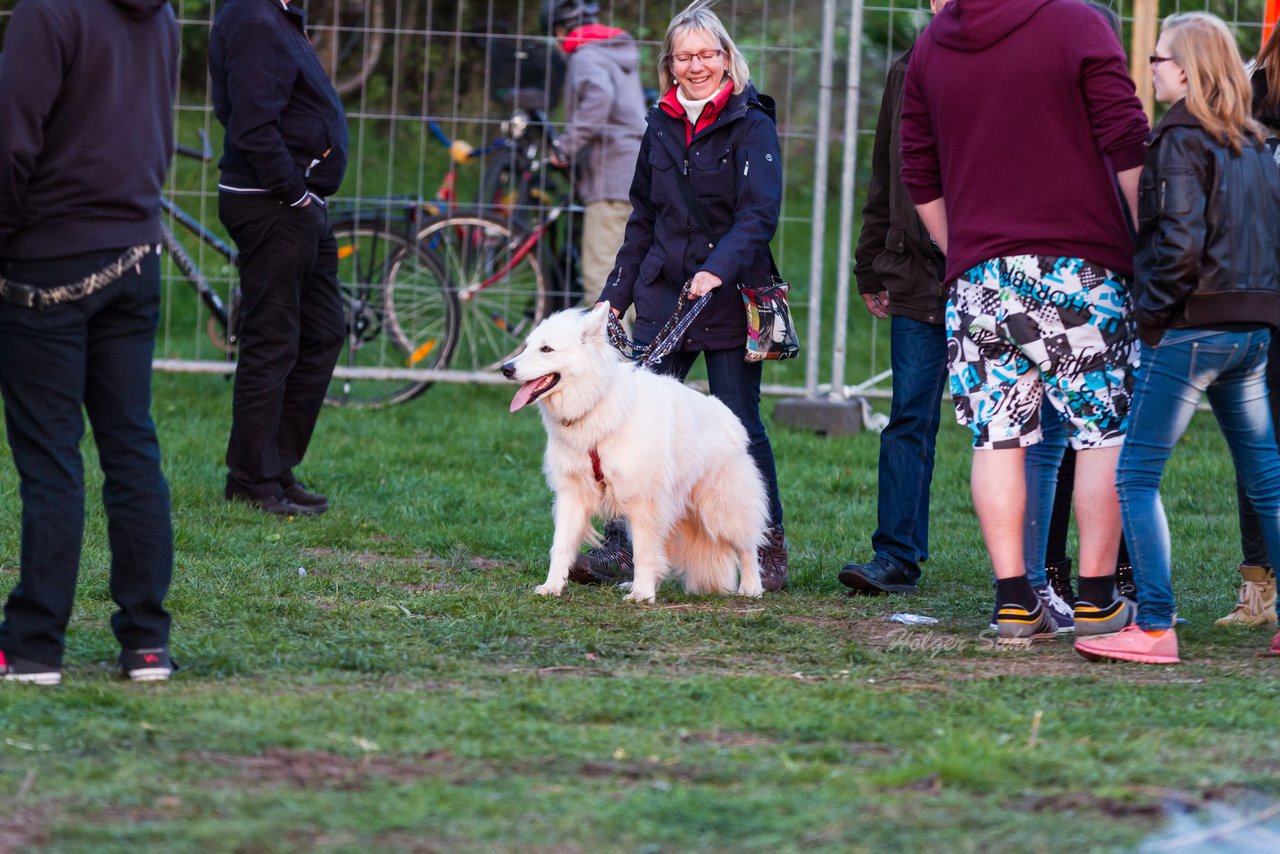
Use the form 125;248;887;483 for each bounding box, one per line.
670;518;736;594
672;458;769;595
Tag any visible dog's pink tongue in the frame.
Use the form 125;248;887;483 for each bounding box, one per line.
510;379;541;413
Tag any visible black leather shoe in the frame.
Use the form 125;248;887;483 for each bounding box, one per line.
283;482;328;513
838;555;920;595
224;488;319;517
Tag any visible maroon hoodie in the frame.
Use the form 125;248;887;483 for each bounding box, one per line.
899;0;1149;281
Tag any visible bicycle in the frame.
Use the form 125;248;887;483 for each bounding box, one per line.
162;135;458;408
413;191;581;373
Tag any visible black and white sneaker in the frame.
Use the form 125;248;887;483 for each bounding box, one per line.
1035;584;1075;633
119;647;175;682
0;649;61;686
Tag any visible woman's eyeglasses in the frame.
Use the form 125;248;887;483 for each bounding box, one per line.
1149;54;1176;66
672;49;724;66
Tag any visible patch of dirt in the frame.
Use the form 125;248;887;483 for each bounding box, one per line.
181;748;458;791
577;759;697;782
679;731;777;749
299;547;430;568
0;805;50;854
391;581;464;593
1022;791;1166;818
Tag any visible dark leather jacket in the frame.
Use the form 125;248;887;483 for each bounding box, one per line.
1133;100;1280;345
853;45;946;325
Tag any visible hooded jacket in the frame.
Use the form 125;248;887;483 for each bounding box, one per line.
0;0;179;259
557;25;647;205
209;0;349;204
1132;100;1280;344
900;0;1149;281
601;82;783;352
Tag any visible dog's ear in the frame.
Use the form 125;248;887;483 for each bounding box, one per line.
583;301;611;344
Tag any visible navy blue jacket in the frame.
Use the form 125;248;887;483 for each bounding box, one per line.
209;0;348;203
602;83;783;352
0;0;178;259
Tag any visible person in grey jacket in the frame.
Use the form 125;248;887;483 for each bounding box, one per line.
544;0;646;307
838;0;949;597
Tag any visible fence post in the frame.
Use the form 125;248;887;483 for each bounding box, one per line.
775;0;866;436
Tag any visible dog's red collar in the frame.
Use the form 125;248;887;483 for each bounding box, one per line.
589;446;605;484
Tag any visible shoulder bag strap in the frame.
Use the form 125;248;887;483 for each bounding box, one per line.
674;168;781;283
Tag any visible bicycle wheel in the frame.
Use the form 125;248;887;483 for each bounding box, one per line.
416;212;549;372
480;149;572;223
327;216;459;408
480;149;521;218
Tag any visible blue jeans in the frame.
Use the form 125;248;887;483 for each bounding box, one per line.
871;315;947;568
1023;400;1069;588
655;347;783;528
1117;329;1280;630
0;251;174;667
1235;333;1280;565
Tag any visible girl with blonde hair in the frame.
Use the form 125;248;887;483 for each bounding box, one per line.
1077;12;1280;664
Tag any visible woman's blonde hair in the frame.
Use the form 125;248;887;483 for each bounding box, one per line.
1161;13;1264;154
658;0;751;96
1256;21;1280;119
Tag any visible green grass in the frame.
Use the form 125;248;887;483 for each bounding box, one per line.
1;376;1278;852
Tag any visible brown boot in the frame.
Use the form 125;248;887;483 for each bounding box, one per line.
758;526;789;592
1214;564;1278;627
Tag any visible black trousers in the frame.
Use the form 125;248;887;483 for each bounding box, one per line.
218;193;344;498
0;251;173;667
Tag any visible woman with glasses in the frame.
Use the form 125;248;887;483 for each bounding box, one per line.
579;0;789;591
1076;13;1280;665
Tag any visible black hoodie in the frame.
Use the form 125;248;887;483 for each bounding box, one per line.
0;0;179;259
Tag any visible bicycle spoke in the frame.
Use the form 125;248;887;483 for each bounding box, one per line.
326;217;457;407
416;213;547;372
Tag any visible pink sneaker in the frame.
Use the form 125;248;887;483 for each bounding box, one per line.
1075;625;1180;664
1271;630;1280;655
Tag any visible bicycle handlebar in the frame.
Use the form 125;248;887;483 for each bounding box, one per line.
175;129;214;163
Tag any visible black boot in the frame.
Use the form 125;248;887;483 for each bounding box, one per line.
569;519;634;585
1115;561;1137;602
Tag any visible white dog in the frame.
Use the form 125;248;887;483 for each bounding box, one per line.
502;302;768;603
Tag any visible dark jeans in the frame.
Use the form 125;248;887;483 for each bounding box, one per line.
872;315;948;568
0;250;173;667
1237;332;1280;566
653;347;783;528
1024;401;1131;586
219;193;344;497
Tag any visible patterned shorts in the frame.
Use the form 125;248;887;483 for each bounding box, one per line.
947;255;1137;450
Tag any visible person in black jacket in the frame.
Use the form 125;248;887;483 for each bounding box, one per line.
1222;20;1280;629
1078;12;1280;665
209;0;348;517
837;0;949;598
0;0;179;684
576;0;789;590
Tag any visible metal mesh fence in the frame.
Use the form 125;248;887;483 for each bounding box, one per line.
0;0;1275;404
